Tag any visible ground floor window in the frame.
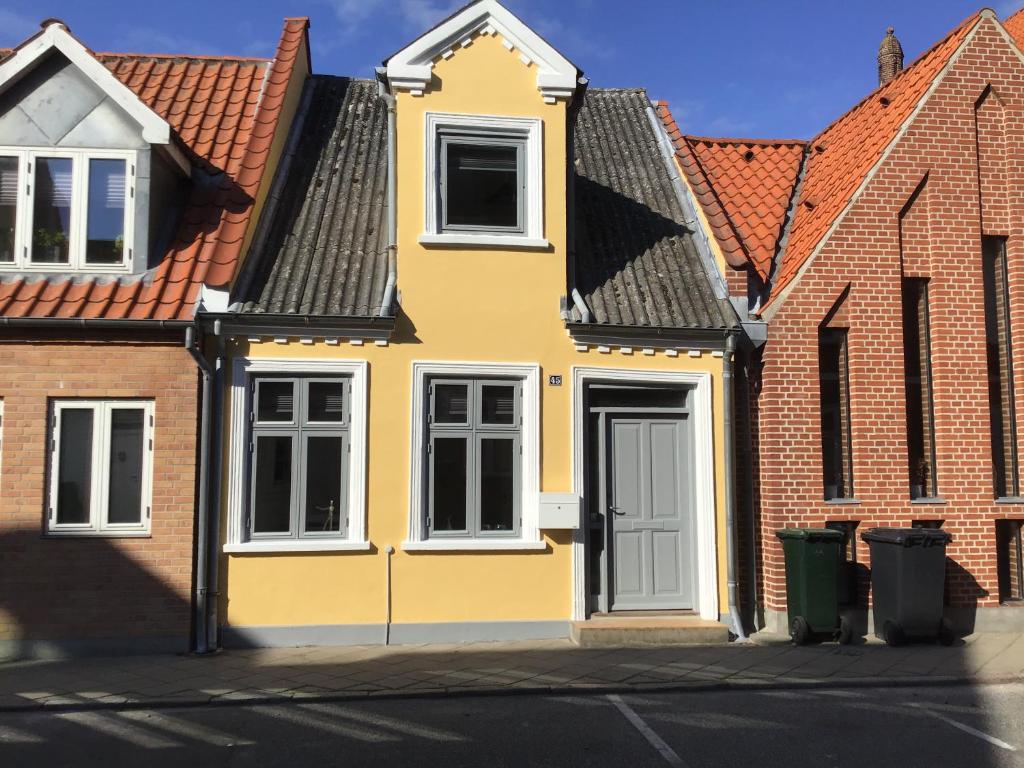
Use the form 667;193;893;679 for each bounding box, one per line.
48;400;154;535
427;377;522;538
249;376;350;541
997;520;1023;603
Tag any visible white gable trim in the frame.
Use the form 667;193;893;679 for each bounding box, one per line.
385;0;578;102
0;22;172;146
763;13;988;321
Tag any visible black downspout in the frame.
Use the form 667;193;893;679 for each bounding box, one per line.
185;325;213;653
205;322;226;651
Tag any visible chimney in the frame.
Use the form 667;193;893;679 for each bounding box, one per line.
878;27;904;86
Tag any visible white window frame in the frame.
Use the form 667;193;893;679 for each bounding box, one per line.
47;399;155;537
225;357;370;554
0;146;136;273
405;361;544;551
419;112;547;249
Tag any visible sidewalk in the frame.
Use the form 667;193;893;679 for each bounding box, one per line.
1;632;1022;714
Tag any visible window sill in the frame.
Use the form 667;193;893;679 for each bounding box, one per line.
46;530;151;539
910;496;947;505
224;540;372;554
402;539;548;552
996;497;1024;505
824;498;861;506
418;233;550;250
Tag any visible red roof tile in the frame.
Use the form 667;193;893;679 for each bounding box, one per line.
769;11;982;306
1004;7;1024;47
657;106;805;281
0;18;309;321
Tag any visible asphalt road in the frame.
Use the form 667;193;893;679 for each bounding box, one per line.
1;683;1022;767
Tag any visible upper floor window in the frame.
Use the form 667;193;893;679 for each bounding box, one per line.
820;327;854;501
903;278;939;499
0;148;134;272
420;113;546;249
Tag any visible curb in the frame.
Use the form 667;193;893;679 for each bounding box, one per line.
1;673;1020;716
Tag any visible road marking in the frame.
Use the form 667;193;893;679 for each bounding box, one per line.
301;703;466;742
118;710;255;747
607;694;687;767
908;703;1017;752
255;705;400;743
0;724;44;744
58;712;178;749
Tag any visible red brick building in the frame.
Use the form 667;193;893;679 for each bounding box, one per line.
663;8;1024;634
0;19;308;658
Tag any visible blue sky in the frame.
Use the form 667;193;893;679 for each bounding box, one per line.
2;0;1022;138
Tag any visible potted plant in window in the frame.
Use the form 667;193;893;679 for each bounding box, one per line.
33;228;68;262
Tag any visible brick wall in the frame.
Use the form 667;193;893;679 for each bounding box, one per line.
0;330;198;645
752;19;1024;618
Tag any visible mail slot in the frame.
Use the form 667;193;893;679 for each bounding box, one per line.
538;493;580;529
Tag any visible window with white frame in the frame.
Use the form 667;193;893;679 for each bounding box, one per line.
0;148;134;271
248;376;351;541
48;400;154;535
426;377;522;538
421;113;544;247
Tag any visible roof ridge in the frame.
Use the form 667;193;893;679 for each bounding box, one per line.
685;134;808;147
809;10;983;145
95;51;271;63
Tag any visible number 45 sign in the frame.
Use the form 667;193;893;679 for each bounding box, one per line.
548;375;563;386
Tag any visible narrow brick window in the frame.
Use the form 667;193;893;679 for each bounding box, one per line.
996;520;1023;603
982;236;1019;498
820;328;854;500
903;278;938;499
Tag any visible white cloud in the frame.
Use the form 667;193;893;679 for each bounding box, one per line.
320;0;461;40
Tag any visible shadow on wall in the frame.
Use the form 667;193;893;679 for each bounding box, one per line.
0;529;195;661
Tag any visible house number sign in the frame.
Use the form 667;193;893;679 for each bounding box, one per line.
548;375;563;386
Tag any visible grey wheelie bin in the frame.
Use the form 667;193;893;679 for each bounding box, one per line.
776;528;852;645
861;527;954;646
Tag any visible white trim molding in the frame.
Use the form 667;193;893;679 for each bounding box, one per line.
422;111;544;247
570;367;720;622
406;360;541;549
385;0;579;101
0;22;172;146
226;357;369;554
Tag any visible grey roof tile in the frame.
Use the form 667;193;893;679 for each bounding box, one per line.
571;88;737;330
238;80;734;331
238;76;389;317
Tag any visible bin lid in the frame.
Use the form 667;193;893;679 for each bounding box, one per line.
860;527;952;547
776;527;844;542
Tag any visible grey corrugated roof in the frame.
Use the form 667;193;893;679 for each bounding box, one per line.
571;88;738;330
237;76;389;316
237;79;734;331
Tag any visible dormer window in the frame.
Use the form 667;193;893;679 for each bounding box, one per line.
0;148;134;272
420;113;546;249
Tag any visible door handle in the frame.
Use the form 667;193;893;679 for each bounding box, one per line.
609;506;626;516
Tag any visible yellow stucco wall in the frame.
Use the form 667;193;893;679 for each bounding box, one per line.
220;33;730;630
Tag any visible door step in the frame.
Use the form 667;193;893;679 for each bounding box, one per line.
571;615;729;647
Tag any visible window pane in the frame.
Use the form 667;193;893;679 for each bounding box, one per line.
481;384;516;425
56;408;94;525
445;142;519;229
32;157;72;264
308;382;344;423
257;381;294;422
480;438;515;532
253;435;293;534
434;384;468;424
432;437;467;532
304;436;343;533
0;157;17;263
107;409;145;524
820;329;853;500
86;159;126;265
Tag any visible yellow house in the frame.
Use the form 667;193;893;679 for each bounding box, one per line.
201;0;740;647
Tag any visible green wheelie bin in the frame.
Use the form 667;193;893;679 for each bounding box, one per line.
776;528;853;645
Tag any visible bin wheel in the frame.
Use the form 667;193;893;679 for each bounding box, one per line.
882;620;905;647
790;616;811;645
939;618;956;646
838;616;854;645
